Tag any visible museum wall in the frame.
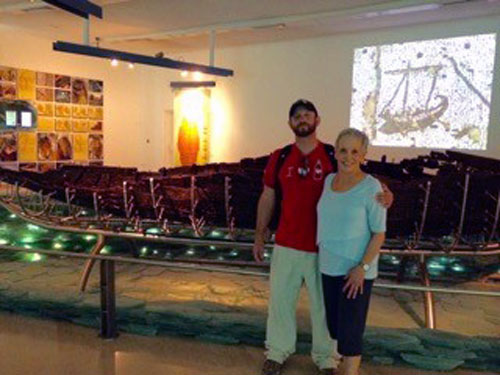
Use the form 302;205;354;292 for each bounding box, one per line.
1;14;498;171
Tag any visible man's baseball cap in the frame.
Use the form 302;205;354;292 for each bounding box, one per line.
289;99;318;118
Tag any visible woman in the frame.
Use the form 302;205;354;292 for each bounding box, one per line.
317;128;386;375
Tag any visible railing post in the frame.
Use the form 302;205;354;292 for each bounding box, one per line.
419;255;436;329
100;259;118;339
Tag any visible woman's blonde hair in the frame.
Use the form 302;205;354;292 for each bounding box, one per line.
335;128;369;152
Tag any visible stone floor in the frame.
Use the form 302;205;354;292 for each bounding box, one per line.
1;312;499;375
0;255;499;373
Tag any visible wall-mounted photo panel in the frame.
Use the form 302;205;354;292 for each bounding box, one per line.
18;132;37;162
37;133;57;161
72;119;88;132
55;118;71;132
55;75;71;90
1;66;103;171
57;133;73;161
73;133;88;161
17;69;36;101
88;134;103;160
0;82;16;99
72;78;88;105
0;131;17;162
89;120;102;132
38;117;55;132
55;89;71;103
36;102;54;117
36;72;54;87
72;105;88;119
89;92;103;106
89;79;103;93
55;104;71;117
0;66;17;82
88;106;103;120
36;88;54;102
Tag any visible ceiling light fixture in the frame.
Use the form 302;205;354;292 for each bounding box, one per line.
193;71;203;81
170;81;216;89
53;41;234;77
361;3;442;18
110;58;119;67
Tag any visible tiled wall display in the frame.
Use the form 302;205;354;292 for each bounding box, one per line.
0;66;103;172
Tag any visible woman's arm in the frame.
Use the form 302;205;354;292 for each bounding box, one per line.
361;232;385;265
343;231;385;299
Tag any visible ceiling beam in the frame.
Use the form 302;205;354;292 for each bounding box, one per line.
42;0;102;19
53;41;234;77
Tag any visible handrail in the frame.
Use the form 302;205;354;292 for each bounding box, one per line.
1;200;500;256
1;244;499;297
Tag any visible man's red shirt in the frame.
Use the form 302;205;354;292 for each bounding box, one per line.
263;142;335;253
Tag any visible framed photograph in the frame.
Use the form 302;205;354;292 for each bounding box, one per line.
57;133;73;161
55;75;71;89
55;89;71;103
0;82;17;99
36;87;54;102
55;104;71;117
36;72;54;87
0;66;17;82
37;133;57;161
89;92;103;106
72;78;88;105
88;134;103;160
0;132;17;162
89;79;103;93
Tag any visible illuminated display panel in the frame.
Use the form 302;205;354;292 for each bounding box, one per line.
5;110;16;127
350;34;496;150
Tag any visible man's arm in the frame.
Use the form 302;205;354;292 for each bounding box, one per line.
253;186;276;262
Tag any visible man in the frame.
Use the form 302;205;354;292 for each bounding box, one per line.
253;99;392;375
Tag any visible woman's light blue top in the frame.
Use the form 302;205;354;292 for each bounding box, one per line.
317;173;386;279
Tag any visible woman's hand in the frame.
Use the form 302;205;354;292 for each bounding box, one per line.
343;266;365;299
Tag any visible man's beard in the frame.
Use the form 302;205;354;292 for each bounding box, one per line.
292;122;317;137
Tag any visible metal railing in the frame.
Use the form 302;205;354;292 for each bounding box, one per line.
1;244;499;339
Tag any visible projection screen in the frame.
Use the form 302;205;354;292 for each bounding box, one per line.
350;34;497;150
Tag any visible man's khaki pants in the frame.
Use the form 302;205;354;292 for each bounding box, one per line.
265;245;337;369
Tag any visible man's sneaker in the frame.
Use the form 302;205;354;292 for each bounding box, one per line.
316;367;339;375
261;359;283;375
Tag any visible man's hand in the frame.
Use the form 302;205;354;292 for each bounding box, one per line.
376;183;393;208
253;228;271;262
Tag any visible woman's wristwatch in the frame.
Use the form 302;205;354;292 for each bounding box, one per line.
359;261;370;272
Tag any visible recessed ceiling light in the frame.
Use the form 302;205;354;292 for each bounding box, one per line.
361;3;442;18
